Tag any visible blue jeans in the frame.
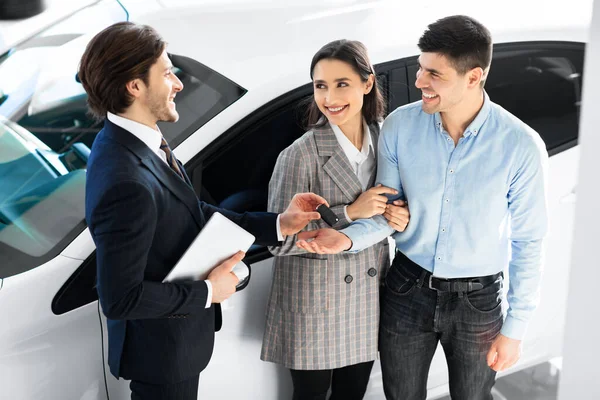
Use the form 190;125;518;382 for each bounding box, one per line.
379;254;503;400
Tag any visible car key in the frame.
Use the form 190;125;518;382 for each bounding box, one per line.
316;204;339;226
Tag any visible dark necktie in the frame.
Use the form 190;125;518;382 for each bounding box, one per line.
159;137;185;180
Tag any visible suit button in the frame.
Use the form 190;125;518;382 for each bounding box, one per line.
368;268;377;277
344;275;353;284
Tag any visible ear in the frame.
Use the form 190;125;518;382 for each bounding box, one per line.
364;74;375;95
125;78;145;99
467;67;485;88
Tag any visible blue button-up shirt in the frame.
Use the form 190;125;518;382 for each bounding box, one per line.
341;92;548;340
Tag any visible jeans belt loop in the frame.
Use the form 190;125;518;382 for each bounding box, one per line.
417;269;428;288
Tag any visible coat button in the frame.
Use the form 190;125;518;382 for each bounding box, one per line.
367;268;377;277
344;275;353;284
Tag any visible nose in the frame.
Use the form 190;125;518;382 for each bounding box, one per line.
325;88;337;104
173;74;183;92
415;69;427;89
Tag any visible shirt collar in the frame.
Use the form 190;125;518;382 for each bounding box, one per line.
433;90;492;138
107;112;163;154
329;120;373;164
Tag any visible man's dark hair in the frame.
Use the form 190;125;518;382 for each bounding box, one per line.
418;15;492;82
78;21;166;120
305;39;385;129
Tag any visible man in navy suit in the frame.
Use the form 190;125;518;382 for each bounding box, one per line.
79;22;326;399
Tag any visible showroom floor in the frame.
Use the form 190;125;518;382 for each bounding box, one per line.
438;359;562;400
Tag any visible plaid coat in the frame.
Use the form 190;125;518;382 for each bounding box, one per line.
260;123;391;370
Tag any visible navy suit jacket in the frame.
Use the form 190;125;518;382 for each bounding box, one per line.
85;120;279;383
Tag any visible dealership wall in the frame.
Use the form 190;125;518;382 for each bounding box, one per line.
558;0;600;398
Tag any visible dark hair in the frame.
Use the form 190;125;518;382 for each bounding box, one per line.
305;39;385;129
418;15;492;83
78;21;166;120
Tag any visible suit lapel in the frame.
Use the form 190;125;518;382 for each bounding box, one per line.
314;124;363;202
103;120;203;229
140;156;203;229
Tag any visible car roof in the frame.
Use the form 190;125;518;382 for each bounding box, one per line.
136;0;591;91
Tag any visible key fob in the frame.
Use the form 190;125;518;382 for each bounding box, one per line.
316;204;339;227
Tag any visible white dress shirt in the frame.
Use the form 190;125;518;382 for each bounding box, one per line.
107;112;284;308
329;120;376;221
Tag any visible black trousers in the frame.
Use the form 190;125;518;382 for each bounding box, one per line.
130;375;199;400
290;361;375;400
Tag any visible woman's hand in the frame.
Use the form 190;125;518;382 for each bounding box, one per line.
384;200;410;231
346;184;398;220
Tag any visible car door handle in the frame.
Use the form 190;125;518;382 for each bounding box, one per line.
560;187;577;204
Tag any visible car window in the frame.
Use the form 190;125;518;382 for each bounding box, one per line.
486;43;584;155
200;90;310;212
0;25;247;278
404;42;584;156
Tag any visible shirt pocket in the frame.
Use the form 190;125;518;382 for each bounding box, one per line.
277;257;328;314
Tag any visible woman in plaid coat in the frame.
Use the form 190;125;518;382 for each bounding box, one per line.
261;40;409;400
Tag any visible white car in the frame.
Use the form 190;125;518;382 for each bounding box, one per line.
0;1;589;399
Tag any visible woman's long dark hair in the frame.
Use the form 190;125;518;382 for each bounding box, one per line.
305;39;385;130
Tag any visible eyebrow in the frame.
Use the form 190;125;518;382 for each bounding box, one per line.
313;77;351;84
417;59;442;76
165;65;174;71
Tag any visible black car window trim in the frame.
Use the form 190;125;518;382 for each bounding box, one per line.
162;54;248;149
404;41;585;157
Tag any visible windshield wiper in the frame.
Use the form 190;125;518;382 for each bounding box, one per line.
0;47;15;65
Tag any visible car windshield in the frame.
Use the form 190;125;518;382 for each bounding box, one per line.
0;1;126;279
0;1;247;278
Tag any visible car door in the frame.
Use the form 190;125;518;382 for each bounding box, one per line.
404;41;585;396
0;121;108;399
483;42;584;366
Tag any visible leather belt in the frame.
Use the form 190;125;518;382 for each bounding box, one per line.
393;251;502;292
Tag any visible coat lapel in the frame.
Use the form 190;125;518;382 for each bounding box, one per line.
103;120;203;229
314;124;363;202
366;122;379;189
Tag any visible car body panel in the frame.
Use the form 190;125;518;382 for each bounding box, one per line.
0;255;107;400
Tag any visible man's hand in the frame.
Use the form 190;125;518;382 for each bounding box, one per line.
296;229;351;254
280;192;329;237
207;251;245;304
383;200;410;231
487;334;522;372
346;184;398;220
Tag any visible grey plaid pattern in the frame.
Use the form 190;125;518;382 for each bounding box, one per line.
160;137;184;179
261;123;391;370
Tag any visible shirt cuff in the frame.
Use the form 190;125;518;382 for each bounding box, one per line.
500;314;527;340
276;214;284;241
344;205;353;222
205;280;213;308
340;224;364;253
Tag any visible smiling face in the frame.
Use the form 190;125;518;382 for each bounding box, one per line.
312;58;373;131
142;49;184;123
415;52;471;115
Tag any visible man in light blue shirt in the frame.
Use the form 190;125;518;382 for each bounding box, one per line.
297;15;548;399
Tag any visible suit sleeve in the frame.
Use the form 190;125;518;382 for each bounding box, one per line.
198;203;280;247
265;143;329;257
89;180;209;320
